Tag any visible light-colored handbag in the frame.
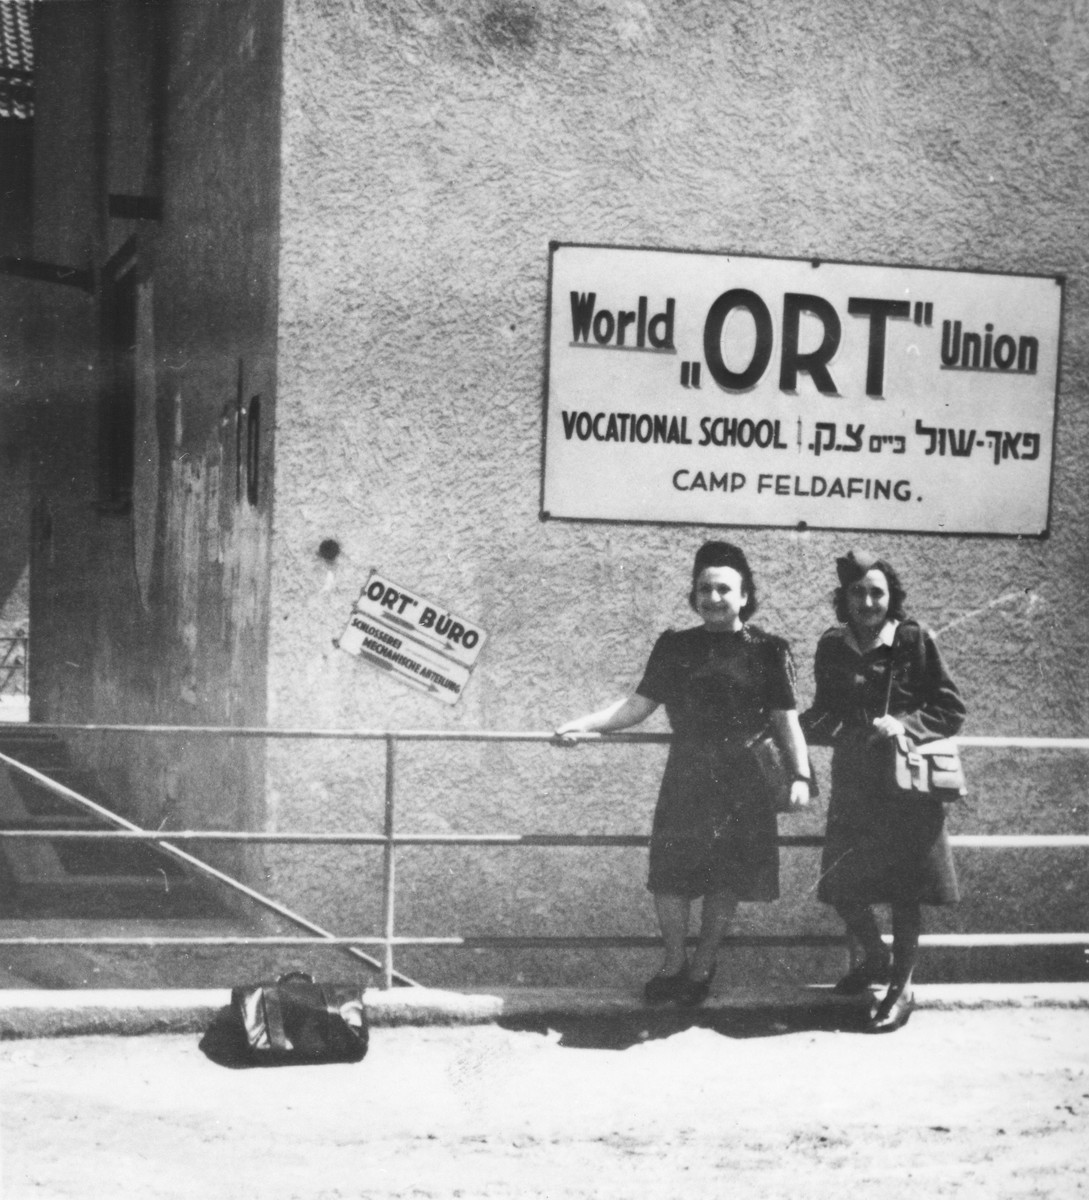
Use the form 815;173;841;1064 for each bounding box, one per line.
886;732;967;801
881;624;966;803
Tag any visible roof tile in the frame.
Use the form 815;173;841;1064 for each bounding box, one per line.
0;0;35;120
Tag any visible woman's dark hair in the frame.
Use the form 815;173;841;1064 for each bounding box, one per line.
833;558;907;624
688;540;759;621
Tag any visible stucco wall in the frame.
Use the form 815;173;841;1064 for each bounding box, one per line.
272;0;1089;987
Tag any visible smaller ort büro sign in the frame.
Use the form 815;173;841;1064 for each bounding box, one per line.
338;573;487;704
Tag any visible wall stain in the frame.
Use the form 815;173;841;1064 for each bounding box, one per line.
482;1;539;52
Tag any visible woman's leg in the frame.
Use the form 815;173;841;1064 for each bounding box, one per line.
653;893;691;976
866;901;921;1031
670;890;738;1007
644;893;692;1003
888;901;922;995
833;900;888;965
831;900;891;993
689;889;739;981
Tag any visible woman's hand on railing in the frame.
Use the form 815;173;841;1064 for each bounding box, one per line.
553;695;659;746
553;722;590;747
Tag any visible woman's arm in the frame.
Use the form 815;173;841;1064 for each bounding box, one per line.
770;708;812;807
882;626;966;742
798;634;844;746
555;693;659;739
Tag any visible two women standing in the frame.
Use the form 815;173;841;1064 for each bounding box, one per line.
556;542;966;1032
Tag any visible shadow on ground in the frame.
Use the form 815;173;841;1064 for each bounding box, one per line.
499;1003;874;1049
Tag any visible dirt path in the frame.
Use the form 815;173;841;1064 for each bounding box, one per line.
1;1009;1086;1199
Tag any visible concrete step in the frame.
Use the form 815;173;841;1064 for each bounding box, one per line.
0;733;72;772
0;917;277;989
1;982;1087;1038
0;917;376;990
0;736;228;922
0;814;103;827
5;877;219;919
8;768;115;814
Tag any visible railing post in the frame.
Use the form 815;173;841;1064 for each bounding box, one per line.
382;734;397;989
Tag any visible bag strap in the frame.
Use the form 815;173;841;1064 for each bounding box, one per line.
881;629;897;717
315;982;339;1020
881;620;919;717
260;986;288;1050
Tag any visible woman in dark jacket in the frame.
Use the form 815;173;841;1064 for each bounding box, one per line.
802;550;966;1033
557;541;812;1007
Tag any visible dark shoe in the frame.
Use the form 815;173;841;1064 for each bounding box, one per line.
866;988;915;1033
833;957;893;996
676;967;716;1008
643;968;688;1005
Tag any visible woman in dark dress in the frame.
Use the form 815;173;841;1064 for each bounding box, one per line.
801;550;966;1033
556;542;812;1007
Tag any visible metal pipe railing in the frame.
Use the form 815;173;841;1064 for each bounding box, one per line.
381;735;397;989
12;725;1089;750
0;728;1087;985
0;747;422;986
1;830;1088;848
0;933;1085;949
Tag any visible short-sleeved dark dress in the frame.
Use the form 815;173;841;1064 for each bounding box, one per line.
801;620;965;907
635;623;800;900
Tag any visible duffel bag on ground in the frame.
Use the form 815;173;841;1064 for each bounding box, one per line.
228;971;369;1065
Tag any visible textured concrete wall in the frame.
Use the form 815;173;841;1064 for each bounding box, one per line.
0;284;32;647
22;0;281;865
24;0;109;725
273;0;1089;987
0;433;29;641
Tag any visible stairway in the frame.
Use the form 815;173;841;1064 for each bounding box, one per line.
0;727;220;920
0;728;377;989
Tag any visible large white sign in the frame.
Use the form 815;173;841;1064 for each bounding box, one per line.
542;245;1062;535
337;573;487;705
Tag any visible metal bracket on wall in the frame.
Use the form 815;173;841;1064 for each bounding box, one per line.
0;257;95;292
107;194;163;222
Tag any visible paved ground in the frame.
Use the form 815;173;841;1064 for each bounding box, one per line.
1;1004;1087;1199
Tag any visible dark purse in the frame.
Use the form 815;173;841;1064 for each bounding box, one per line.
880;625;967;803
229;972;369;1064
748;729;816;813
